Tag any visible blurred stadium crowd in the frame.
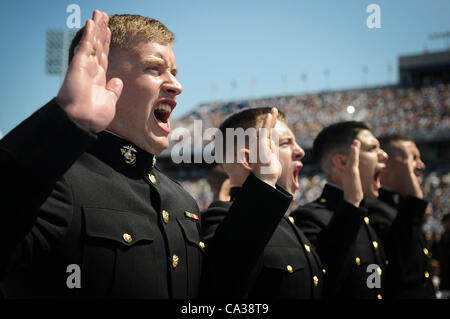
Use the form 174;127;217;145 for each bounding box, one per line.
173;83;450;145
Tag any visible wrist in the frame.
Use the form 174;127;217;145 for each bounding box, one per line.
344;196;362;207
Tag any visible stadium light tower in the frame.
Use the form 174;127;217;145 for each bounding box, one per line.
300;72;308;91
362;65;369;87
46;30;76;79
429;31;450;50
323;68;330;91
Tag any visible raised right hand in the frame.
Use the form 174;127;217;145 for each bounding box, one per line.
56;10;123;133
342;139;364;207
252;108;282;188
389;151;424;199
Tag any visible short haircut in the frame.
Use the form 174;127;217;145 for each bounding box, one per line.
68;14;174;65
217;107;285;161
219;107;286;134
313;121;371;174
377;133;414;157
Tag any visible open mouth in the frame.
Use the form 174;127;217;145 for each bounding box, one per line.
373;170;381;189
153;101;175;134
415;170;424;183
292;163;303;191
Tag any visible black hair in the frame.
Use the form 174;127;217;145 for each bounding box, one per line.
313;121;371;170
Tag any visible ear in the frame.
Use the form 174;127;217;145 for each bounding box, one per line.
237;148;252;172
331;153;348;173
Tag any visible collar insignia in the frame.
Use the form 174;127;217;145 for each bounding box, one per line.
120;145;137;165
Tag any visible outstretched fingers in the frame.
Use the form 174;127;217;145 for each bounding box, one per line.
101;18;111;71
260;107;278;147
342;139;363;207
347;139;361;170
73;11;110;69
93;10;110;70
75;19;95;61
262;108;278;132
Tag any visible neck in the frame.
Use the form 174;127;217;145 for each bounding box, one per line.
228;173;249;188
327;175;343;190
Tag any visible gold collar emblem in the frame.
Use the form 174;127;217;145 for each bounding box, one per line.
120;145;137;165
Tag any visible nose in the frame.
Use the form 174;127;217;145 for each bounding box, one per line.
417;158;426;170
378;148;388;163
293;142;305;160
163;73;183;96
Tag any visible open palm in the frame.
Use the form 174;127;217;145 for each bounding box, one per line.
57;10;123;133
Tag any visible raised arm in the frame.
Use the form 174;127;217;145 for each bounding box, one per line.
57;10;123;132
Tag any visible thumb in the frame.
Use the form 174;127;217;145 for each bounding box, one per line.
106;77;123;103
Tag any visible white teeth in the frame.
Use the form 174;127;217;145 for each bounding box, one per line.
155;104;172;112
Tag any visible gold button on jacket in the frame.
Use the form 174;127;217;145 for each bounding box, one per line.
122;233;132;243
172;254;179;268
148;173;157;185
286;265;294;273
162;210;169;224
313;276;319;287
304;244;311;253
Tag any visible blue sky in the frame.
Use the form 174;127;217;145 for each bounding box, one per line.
1;0;449;137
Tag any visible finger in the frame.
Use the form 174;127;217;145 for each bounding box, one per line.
97;11;109;62
347;139;360;168
92;10;105;63
106;77;123;104
101;13;111;68
97;11;108;44
261;112;271;130
261;107;277;140
75;19;95;59
267;107;278;140
259;112;272;146
100;26;111;71
270;107;278;129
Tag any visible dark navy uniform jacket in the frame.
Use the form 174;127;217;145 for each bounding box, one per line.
290;183;386;299
0;99;295;299
0;99;203;298
365;187;435;299
202;186;324;299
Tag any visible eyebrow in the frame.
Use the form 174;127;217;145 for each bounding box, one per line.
141;57;178;76
355;138;379;150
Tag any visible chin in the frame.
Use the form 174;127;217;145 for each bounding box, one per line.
144;138;169;155
153;143;168;155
